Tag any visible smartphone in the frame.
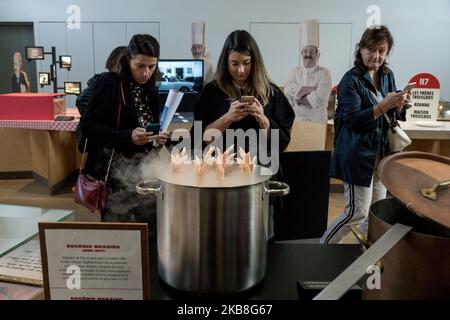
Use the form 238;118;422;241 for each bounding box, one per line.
403;82;416;92
239;95;255;103
146;123;160;133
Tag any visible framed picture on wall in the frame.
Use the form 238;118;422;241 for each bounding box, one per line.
25;46;45;60
59;55;72;69
64;81;81;95
39;72;50;86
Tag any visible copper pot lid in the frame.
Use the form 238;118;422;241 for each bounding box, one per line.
378;151;450;229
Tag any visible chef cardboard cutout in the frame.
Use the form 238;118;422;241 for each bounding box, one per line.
283;19;332;124
191;21;205;59
300;19;320;68
191;21;215;84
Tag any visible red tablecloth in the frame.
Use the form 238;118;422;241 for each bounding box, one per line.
0;109;80;132
0;119;78;131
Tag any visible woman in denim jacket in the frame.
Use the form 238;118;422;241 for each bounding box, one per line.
321;26;409;244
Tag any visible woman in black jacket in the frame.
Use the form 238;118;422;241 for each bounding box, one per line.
322;26;409;244
79;34;169;229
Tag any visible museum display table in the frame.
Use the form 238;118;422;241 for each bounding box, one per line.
398;120;450;155
0;109;81;194
0;234;362;300
149;242;362;300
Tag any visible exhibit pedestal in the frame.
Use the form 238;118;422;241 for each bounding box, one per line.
0;127;80;194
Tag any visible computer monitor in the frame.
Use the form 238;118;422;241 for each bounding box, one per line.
157;59;204;94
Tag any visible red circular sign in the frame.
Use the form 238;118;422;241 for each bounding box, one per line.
409;73;440;89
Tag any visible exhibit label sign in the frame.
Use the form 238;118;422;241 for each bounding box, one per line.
406;73;440;122
38;222;149;300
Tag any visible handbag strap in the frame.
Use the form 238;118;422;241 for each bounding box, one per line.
383;113;401;131
370;90;398;129
78;81;125;180
78;138;88;173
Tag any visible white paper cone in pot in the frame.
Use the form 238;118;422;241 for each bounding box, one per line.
160;89;184;132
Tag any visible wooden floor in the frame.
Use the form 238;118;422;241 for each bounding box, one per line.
0;177;350;240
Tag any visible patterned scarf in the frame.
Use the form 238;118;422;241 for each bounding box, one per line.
129;78;154;128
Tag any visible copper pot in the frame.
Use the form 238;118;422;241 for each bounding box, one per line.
315;152;450;300
362;152;450;299
362;197;450;299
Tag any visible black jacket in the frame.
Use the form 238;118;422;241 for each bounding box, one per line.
79;73;159;180
75;73;104;152
193;81;295;157
330;65;405;187
76;73;104;117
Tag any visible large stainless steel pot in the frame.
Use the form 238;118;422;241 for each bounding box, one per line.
136;165;289;295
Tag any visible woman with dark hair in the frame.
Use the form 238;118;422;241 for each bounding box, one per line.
321;26;409;244
76;46;126;118
105;46;127;73
79;34;169;230
193;29;294;155
193;30;295;239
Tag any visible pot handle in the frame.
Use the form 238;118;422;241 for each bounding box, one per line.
420;179;450;200
350;226;370;252
136;180;162;195
264;181;290;196
350;226;384;272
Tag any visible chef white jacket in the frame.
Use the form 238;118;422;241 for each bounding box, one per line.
284;65;332;123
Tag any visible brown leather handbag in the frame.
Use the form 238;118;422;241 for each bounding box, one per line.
74;83;124;212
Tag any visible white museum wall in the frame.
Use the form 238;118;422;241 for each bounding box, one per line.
1;0;449;102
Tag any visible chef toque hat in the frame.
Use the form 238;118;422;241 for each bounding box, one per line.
191;21;205;45
300;19;320;49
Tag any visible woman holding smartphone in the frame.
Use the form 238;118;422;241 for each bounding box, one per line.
193;30;295;240
79;34;169;234
321;26;409;244
193;29;294;155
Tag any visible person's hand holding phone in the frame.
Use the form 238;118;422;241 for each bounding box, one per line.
378;92;407;113
245;98;270;129
401;82;416;110
224;100;251;124
132;127;158;145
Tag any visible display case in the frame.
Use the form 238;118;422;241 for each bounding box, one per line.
0;204;74;258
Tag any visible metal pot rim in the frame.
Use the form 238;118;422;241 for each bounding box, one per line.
152;164;274;188
370;198;450;239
